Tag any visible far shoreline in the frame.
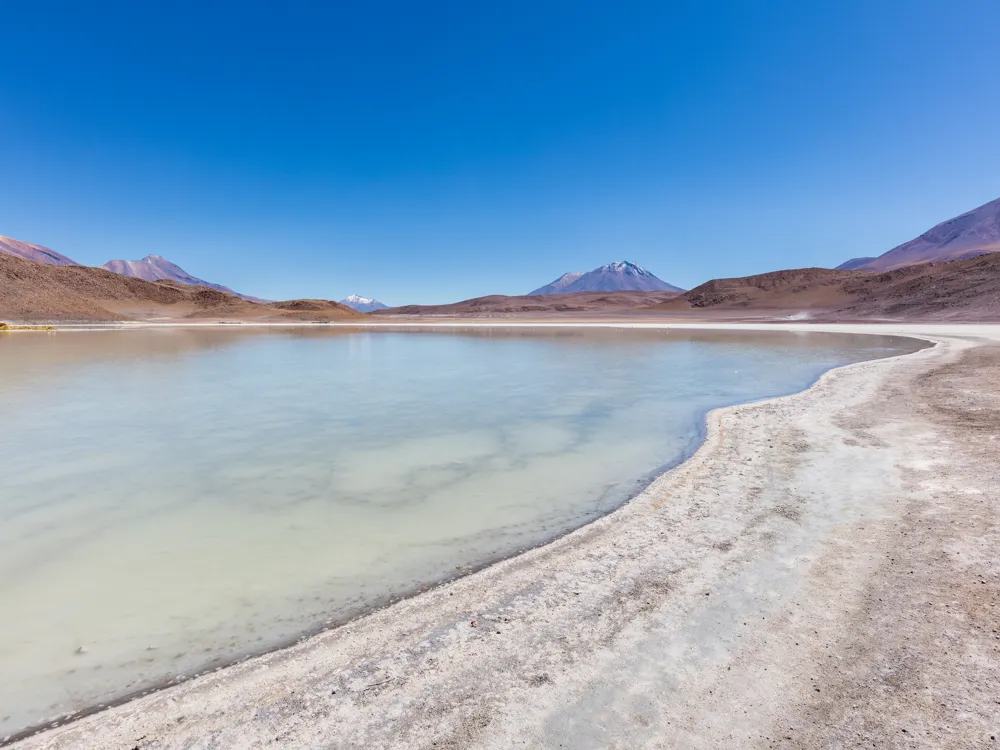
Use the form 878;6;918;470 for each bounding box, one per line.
5;316;991;336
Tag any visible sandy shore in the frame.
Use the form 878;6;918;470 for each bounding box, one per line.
10;323;1000;749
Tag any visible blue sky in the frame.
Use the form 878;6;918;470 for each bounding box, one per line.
2;1;999;303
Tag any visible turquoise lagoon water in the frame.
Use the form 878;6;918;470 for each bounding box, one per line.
0;326;922;737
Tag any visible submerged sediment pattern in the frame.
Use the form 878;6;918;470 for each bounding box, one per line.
0;326;918;738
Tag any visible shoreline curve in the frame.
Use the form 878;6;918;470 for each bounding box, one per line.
10;323;989;749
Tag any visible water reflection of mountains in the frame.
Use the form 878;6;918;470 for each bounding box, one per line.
0;325;927;382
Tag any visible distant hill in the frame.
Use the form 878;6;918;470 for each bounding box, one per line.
269;299;366;317
101;255;263;300
843;196;1000;271
0;234;79;266
835;257;876;271
375;289;680;317
530;261;681;295
0;253;363;323
340;294;388;312
649;253;1000;321
529;272;584;295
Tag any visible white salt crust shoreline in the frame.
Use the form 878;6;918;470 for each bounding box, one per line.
9;323;1000;749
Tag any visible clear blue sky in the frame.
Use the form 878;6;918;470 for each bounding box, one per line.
2;1;999;303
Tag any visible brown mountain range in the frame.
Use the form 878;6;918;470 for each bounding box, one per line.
838;196;1000;271
0;234;79;266
651;252;1000;321
0;233;263;300
374;290;682;317
101;254;265;301
6;211;1000;323
0;253;362;322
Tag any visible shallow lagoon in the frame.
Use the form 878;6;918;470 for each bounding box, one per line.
0;326;922;736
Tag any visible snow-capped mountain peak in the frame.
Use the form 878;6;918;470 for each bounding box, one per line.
602;260;648;274
339;294;389;312
529;260;682;295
